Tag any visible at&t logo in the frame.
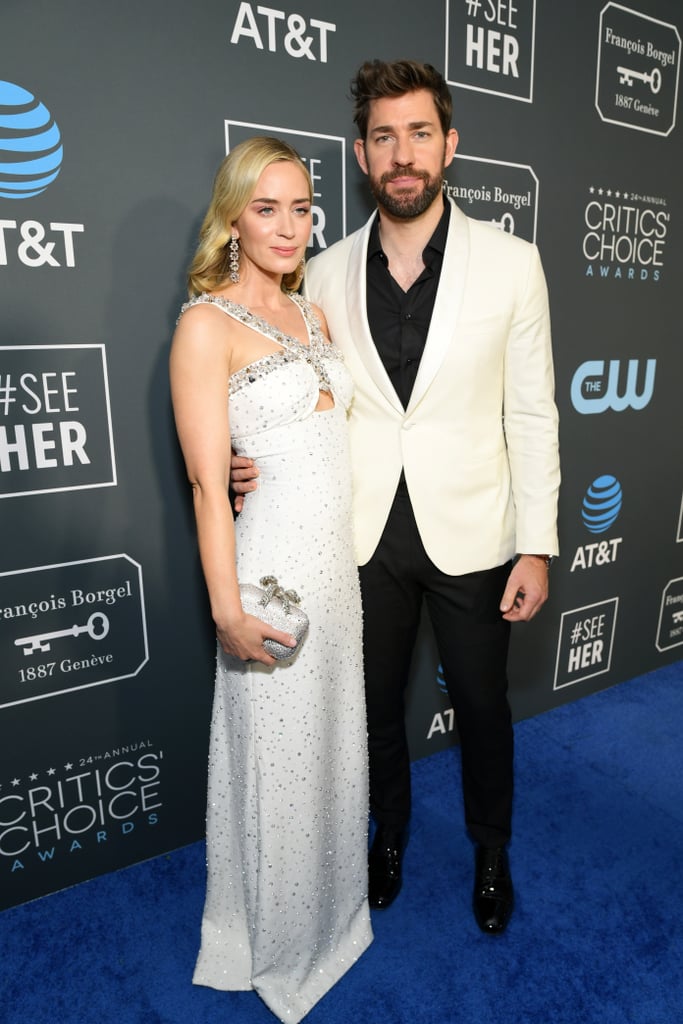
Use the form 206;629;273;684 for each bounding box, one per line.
0;81;62;198
571;358;656;414
230;4;335;62
571;475;623;572
582;474;622;532
0;80;84;269
426;664;456;739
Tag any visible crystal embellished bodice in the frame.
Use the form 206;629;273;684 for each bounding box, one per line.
179;291;353;446
180;289;350;401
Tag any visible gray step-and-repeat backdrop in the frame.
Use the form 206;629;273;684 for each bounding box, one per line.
1;0;681;909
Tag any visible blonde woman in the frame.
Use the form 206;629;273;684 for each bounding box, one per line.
170;137;372;1023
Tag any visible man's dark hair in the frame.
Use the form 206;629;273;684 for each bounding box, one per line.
350;59;453;140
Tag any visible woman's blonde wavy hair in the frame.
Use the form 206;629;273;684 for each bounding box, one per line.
187;136;312;297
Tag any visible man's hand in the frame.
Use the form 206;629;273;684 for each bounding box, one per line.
500;555;550;622
230;454;259;514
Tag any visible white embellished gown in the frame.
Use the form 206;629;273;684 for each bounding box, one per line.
181;292;372;1023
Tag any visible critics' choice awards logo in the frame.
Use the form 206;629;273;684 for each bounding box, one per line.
571;357;656;415
0;346;116;499
554;598;618;690
571;475;623;572
444;154;538;243
595;3;681;136
583;185;669;283
0;743;162;873
0;81;84;268
226;121;345;251
0;555;148;709
230;3;335;62
445;0;536;102
656;577;683;652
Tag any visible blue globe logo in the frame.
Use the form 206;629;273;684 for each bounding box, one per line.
0;81;63;199
581;475;622;534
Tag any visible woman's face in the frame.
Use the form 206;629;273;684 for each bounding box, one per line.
233;159;311;280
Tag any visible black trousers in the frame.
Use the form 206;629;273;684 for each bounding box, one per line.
358;484;513;849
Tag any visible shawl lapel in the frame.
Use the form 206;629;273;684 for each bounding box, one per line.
345;198;470;416
345;213;404;414
406;198;470;414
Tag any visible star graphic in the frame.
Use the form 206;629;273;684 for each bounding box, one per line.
65;763;73;771
29;773;38;781
47;767;56;776
11;778;21;787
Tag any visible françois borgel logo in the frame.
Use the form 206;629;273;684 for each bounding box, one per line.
445;0;536;102
595;3;681;136
554;598;618;690
0;80;84;268
226;121;345;253
583;185;669;282
656;577;683;652
0;346;116;499
570;475;623;572
444;154;538;242
0;555;148;709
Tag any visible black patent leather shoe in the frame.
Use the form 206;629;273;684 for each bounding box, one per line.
473;844;514;934
368;826;407;910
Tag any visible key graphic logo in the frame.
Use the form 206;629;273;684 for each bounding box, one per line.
0;555;148;709
595;3;681;136
656;578;683;652
443;154;539;243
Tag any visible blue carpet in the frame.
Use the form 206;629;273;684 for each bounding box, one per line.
2;662;682;1024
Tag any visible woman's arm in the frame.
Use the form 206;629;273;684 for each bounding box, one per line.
170;306;295;664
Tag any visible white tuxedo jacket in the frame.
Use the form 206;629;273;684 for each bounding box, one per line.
304;198;560;575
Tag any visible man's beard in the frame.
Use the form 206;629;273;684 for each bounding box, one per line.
369;165;444;219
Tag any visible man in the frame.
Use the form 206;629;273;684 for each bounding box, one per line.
235;59;560;934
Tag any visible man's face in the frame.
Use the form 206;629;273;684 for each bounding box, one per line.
354;89;458;219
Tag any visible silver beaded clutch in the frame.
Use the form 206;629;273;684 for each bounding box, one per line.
239;575;309;660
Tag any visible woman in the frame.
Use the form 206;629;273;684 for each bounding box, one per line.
170;137;372;1023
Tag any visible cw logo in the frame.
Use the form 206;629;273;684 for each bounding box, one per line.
571;359;656;414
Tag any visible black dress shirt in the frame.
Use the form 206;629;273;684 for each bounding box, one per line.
366;198;451;410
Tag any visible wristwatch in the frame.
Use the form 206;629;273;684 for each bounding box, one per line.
528;554;554;569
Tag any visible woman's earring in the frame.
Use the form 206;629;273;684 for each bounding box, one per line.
229;234;240;283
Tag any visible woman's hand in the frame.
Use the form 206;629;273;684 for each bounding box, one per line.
216;611;297;665
230;455;259;515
